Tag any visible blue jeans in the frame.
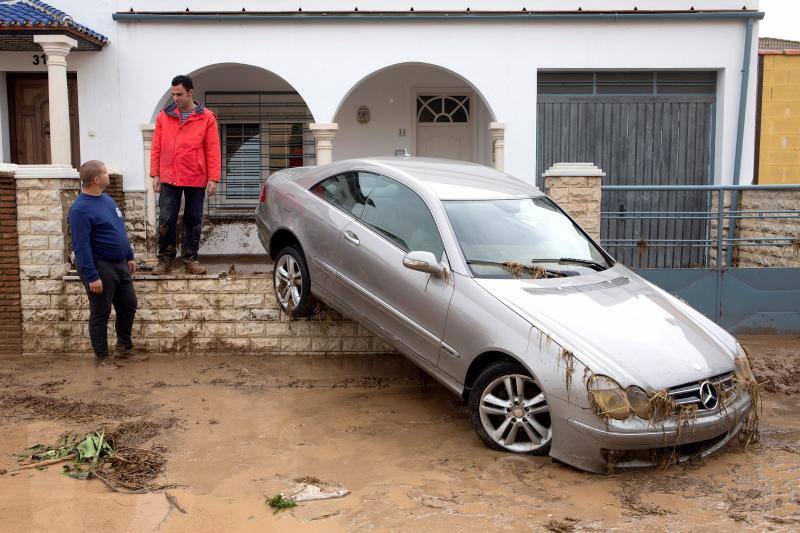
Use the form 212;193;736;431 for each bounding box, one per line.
158;183;206;263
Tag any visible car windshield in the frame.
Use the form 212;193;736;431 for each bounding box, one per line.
443;197;611;278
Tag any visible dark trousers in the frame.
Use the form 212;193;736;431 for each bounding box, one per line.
158;183;206;263
83;260;138;359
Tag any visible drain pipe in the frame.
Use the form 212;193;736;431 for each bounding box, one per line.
725;17;756;267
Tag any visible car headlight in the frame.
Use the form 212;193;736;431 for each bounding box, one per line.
587;375;631;420
735;343;754;381
626;385;652;419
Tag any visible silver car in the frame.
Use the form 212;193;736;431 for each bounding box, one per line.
255;157;755;473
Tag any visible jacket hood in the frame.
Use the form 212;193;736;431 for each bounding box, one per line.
163;101;206;118
475;265;738;391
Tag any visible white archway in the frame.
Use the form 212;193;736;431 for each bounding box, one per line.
332;62;499;165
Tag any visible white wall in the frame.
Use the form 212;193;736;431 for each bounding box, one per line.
0;0;762;187
333;64;492;164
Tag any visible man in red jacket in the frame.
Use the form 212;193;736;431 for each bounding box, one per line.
150;74;221;275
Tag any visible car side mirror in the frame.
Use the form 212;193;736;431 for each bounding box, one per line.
403;251;445;277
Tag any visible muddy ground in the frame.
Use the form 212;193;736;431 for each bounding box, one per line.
1;334;799;532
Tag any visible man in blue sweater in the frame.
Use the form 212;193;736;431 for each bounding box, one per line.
68;160;138;366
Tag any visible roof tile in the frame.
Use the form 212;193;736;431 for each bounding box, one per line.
0;0;108;44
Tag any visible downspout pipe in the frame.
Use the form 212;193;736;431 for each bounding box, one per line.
733;18;755;186
726;17;756;266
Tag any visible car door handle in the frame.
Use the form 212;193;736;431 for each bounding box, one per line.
343;230;360;246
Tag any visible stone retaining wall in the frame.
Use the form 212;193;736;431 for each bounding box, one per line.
736;189;800;267
24;273;395;355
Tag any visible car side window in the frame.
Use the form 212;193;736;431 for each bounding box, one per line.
309;172;379;218
359;175;445;259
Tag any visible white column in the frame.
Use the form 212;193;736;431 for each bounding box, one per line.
34;35;77;166
309;123;338;166
489;122;506;172
141;123;156;229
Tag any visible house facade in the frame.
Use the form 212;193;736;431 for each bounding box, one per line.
0;0;763;255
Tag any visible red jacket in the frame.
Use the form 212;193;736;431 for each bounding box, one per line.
150;103;221;188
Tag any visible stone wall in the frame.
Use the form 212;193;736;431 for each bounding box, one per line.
24;273;394;355
736;189;800;267
9;164;392;356
0;169;22;355
543;163;605;240
122;191;153;264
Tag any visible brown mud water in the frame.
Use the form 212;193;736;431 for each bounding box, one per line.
0;335;799;531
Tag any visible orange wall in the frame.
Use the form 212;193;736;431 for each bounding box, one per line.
758;54;800;184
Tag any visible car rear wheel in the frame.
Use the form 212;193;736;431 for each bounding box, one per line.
273;246;318;318
469;360;552;455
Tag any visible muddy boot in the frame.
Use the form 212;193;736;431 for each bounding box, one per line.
152;259;172;276
114;345;149;362
95;356;120;368
184;260;208;275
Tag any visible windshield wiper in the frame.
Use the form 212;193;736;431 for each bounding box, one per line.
530;257;608;271
466;260;566;278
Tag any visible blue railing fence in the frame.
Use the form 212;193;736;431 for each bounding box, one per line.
600;184;800;270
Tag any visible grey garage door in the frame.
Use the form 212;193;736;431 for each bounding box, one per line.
536;72;717;267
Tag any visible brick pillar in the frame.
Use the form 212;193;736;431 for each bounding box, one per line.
15;165;79;353
0;165;22;355
542;163;605;240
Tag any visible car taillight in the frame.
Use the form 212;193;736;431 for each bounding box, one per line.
260;181;268;203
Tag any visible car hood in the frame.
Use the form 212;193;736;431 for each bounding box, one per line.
474;265;737;391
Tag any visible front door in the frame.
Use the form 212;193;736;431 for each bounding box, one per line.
8;73;80;167
305;171;378;296
336;174;454;367
415;94;474;161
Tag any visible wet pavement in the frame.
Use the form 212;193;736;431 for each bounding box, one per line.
1;334;799;532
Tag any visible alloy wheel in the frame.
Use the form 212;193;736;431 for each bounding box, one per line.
275;254;302;312
478;374;552;452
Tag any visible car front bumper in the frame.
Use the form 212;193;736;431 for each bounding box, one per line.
547;391;753;473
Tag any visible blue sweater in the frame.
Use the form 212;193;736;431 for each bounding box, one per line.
68;193;134;282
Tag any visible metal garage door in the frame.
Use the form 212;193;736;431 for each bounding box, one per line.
536;72;717;267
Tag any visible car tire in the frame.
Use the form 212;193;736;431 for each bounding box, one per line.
469;360;552;455
273;245;318;319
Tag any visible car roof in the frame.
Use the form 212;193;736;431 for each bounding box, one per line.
350;157;542;201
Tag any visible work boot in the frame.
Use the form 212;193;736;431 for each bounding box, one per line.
114;345;149;362
152;259;172;276
95;356;120;368
184;260;207;275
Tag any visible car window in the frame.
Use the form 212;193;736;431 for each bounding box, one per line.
310;172;379;218
359;175;445;259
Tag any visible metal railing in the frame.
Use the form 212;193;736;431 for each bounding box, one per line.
204;92;315;218
600;184;800;269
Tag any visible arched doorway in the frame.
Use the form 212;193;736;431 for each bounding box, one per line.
332;63;497;166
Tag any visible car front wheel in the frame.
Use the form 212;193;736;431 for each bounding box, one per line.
469;360;552;455
273;246;318;318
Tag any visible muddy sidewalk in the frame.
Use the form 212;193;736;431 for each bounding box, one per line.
1;334;799;532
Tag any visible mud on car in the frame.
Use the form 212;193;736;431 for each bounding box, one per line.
255;157;757;473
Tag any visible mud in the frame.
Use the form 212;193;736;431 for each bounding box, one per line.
0;334;798;531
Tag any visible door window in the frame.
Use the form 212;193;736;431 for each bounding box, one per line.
310;171;379;218
359;176;445;259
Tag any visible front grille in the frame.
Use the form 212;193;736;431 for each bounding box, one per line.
667;371;737;411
